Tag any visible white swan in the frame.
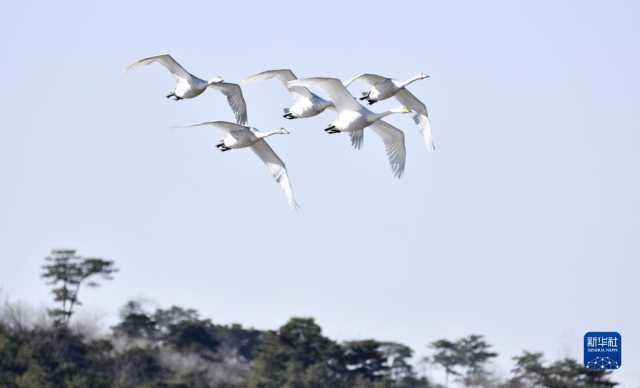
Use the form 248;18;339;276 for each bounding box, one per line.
127;54;248;125
182;121;298;209
242;69;334;119
288;77;410;178
344;73;434;151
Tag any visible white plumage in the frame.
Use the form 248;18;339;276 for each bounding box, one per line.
128;53;438;207
242;69;334;119
181;121;298;209
288;77;410;178
344;72;434;151
127;54;248;125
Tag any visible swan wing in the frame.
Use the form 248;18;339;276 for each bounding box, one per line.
395;88;428;117
243;69;313;99
413;113;435;151
369;120;407;178
288;86;314;99
178;121;248;134
126;54;191;80
242;69;297;85
207;82;249;125
395;89;434;151
343;73;388;87
350;129;364;150
251;140;299;209
288;77;361;111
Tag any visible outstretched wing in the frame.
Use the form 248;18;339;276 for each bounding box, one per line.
395;88;428;117
288;77;362;111
350;129;364;150
126;54;191;80
243;69;312;99
177;120;248;134
343;73;388;87
251;140;299;209
413;113;435;151
395;89;434;151
207;82;248;125
243;69;297;86
369;120;407;178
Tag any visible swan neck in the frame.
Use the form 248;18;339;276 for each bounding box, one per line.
399;75;422;88
259;130;281;139
372;110;394;122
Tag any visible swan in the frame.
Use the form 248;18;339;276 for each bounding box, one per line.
343;73;434;151
287;77;410;178
181;121;298;209
127;54;248;125
242;69;334;119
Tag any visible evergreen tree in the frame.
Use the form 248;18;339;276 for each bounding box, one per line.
41;249;117;325
509;351;618;388
429;339;462;387
247;318;344;388
342;340;390;381
456;335;498;387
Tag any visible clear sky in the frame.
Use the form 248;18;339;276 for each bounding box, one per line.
1;1;638;385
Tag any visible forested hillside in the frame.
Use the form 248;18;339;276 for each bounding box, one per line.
0;250;618;388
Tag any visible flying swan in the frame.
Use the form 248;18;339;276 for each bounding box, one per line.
242;69;334;119
181;121;298;209
344;73;434;151
288;77;410;178
127;54;248;125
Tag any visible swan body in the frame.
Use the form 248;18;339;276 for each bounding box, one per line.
344;72;429;104
127;54;248;124
288;77;410;178
287;92;333;119
181;121;298;209
242;69;334;119
344;72;434;151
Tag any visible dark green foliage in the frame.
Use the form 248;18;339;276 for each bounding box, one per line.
457;334;498;386
112;300;157;338
508;351;617;388
165;319;218;355
113;347;167;387
247;319;432;388
379;342;414;380
0;251;619;388
220;323;262;361
247;318;346;388
0;323;114;388
153;306;200;331
342;340;390;381
429;338;461;386
0;310;620;388
113;311;158;339
429;334;497;387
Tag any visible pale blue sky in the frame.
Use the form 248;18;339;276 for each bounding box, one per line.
1;1;638;385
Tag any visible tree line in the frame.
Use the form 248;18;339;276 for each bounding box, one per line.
0;249;619;388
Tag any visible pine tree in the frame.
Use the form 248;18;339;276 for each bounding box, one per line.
41;249;117;325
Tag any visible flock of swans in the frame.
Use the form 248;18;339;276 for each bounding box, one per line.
127;54;435;209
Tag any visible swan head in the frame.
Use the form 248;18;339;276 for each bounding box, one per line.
276;127;290;135
417;72;430;80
